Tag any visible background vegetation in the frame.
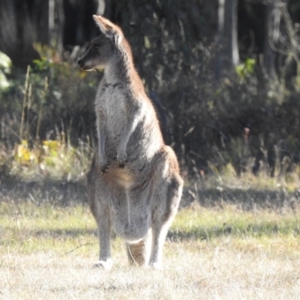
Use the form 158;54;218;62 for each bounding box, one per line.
1;1;300;188
1;0;300;192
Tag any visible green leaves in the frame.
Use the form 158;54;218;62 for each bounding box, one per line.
236;58;256;80
12;138;91;181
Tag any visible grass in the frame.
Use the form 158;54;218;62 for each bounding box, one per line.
1;198;300;299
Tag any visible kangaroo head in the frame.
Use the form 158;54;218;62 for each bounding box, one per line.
77;15;123;71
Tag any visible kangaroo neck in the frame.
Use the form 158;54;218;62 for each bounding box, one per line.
104;49;135;85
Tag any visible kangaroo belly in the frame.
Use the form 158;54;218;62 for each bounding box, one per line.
111;205;151;242
114;220;150;242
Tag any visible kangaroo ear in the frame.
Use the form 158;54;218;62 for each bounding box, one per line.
93;15;122;44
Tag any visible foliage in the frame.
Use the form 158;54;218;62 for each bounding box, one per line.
12;138;92;182
0;47;98;147
104;1;300;187
1;1;300;188
0;38;299;187
0;48;96;182
236;58;256;80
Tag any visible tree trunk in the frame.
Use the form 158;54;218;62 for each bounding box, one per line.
263;0;281;80
215;0;239;80
0;1;17;61
215;0;225;81
203;0;218;45
34;1;49;45
224;0;239;70
97;0;112;18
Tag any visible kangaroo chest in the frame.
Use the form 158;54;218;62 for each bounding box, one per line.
97;82;128;138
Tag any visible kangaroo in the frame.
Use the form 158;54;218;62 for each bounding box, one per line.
78;15;183;270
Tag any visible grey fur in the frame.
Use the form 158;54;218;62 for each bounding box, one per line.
78;15;183;270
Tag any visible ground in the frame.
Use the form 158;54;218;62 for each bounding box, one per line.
1;184;300;299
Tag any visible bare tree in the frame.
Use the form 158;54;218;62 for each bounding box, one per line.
263;0;281;80
224;0;239;70
97;0;111;18
215;0;239;80
0;0;106;67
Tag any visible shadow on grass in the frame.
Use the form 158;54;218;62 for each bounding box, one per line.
0;179;88;206
0;179;296;208
168;222;300;241
3;223;299;244
32;228;97;238
182;187;298;211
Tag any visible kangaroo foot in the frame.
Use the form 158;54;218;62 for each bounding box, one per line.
93;259;113;270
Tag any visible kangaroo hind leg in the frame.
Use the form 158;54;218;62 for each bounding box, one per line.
126;229;152;266
150;148;183;269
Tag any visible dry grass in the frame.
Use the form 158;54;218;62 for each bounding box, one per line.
1;200;300;299
2;247;300;300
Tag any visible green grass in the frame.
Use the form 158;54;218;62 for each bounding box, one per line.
0;202;96;254
1;200;300;299
173;205;300;239
171;204;300;258
2;201;300;255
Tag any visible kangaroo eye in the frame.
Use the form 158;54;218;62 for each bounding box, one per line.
94;44;100;50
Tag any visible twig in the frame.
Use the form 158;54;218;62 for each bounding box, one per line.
61;243;95;256
20;65;31;140
36;76;48;142
0;122;22;142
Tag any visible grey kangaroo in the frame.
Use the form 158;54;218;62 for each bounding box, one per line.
78;15;183;270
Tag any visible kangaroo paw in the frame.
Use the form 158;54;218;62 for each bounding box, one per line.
93;260;113;270
117;150;128;168
101;163;109;173
118;160;128;168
